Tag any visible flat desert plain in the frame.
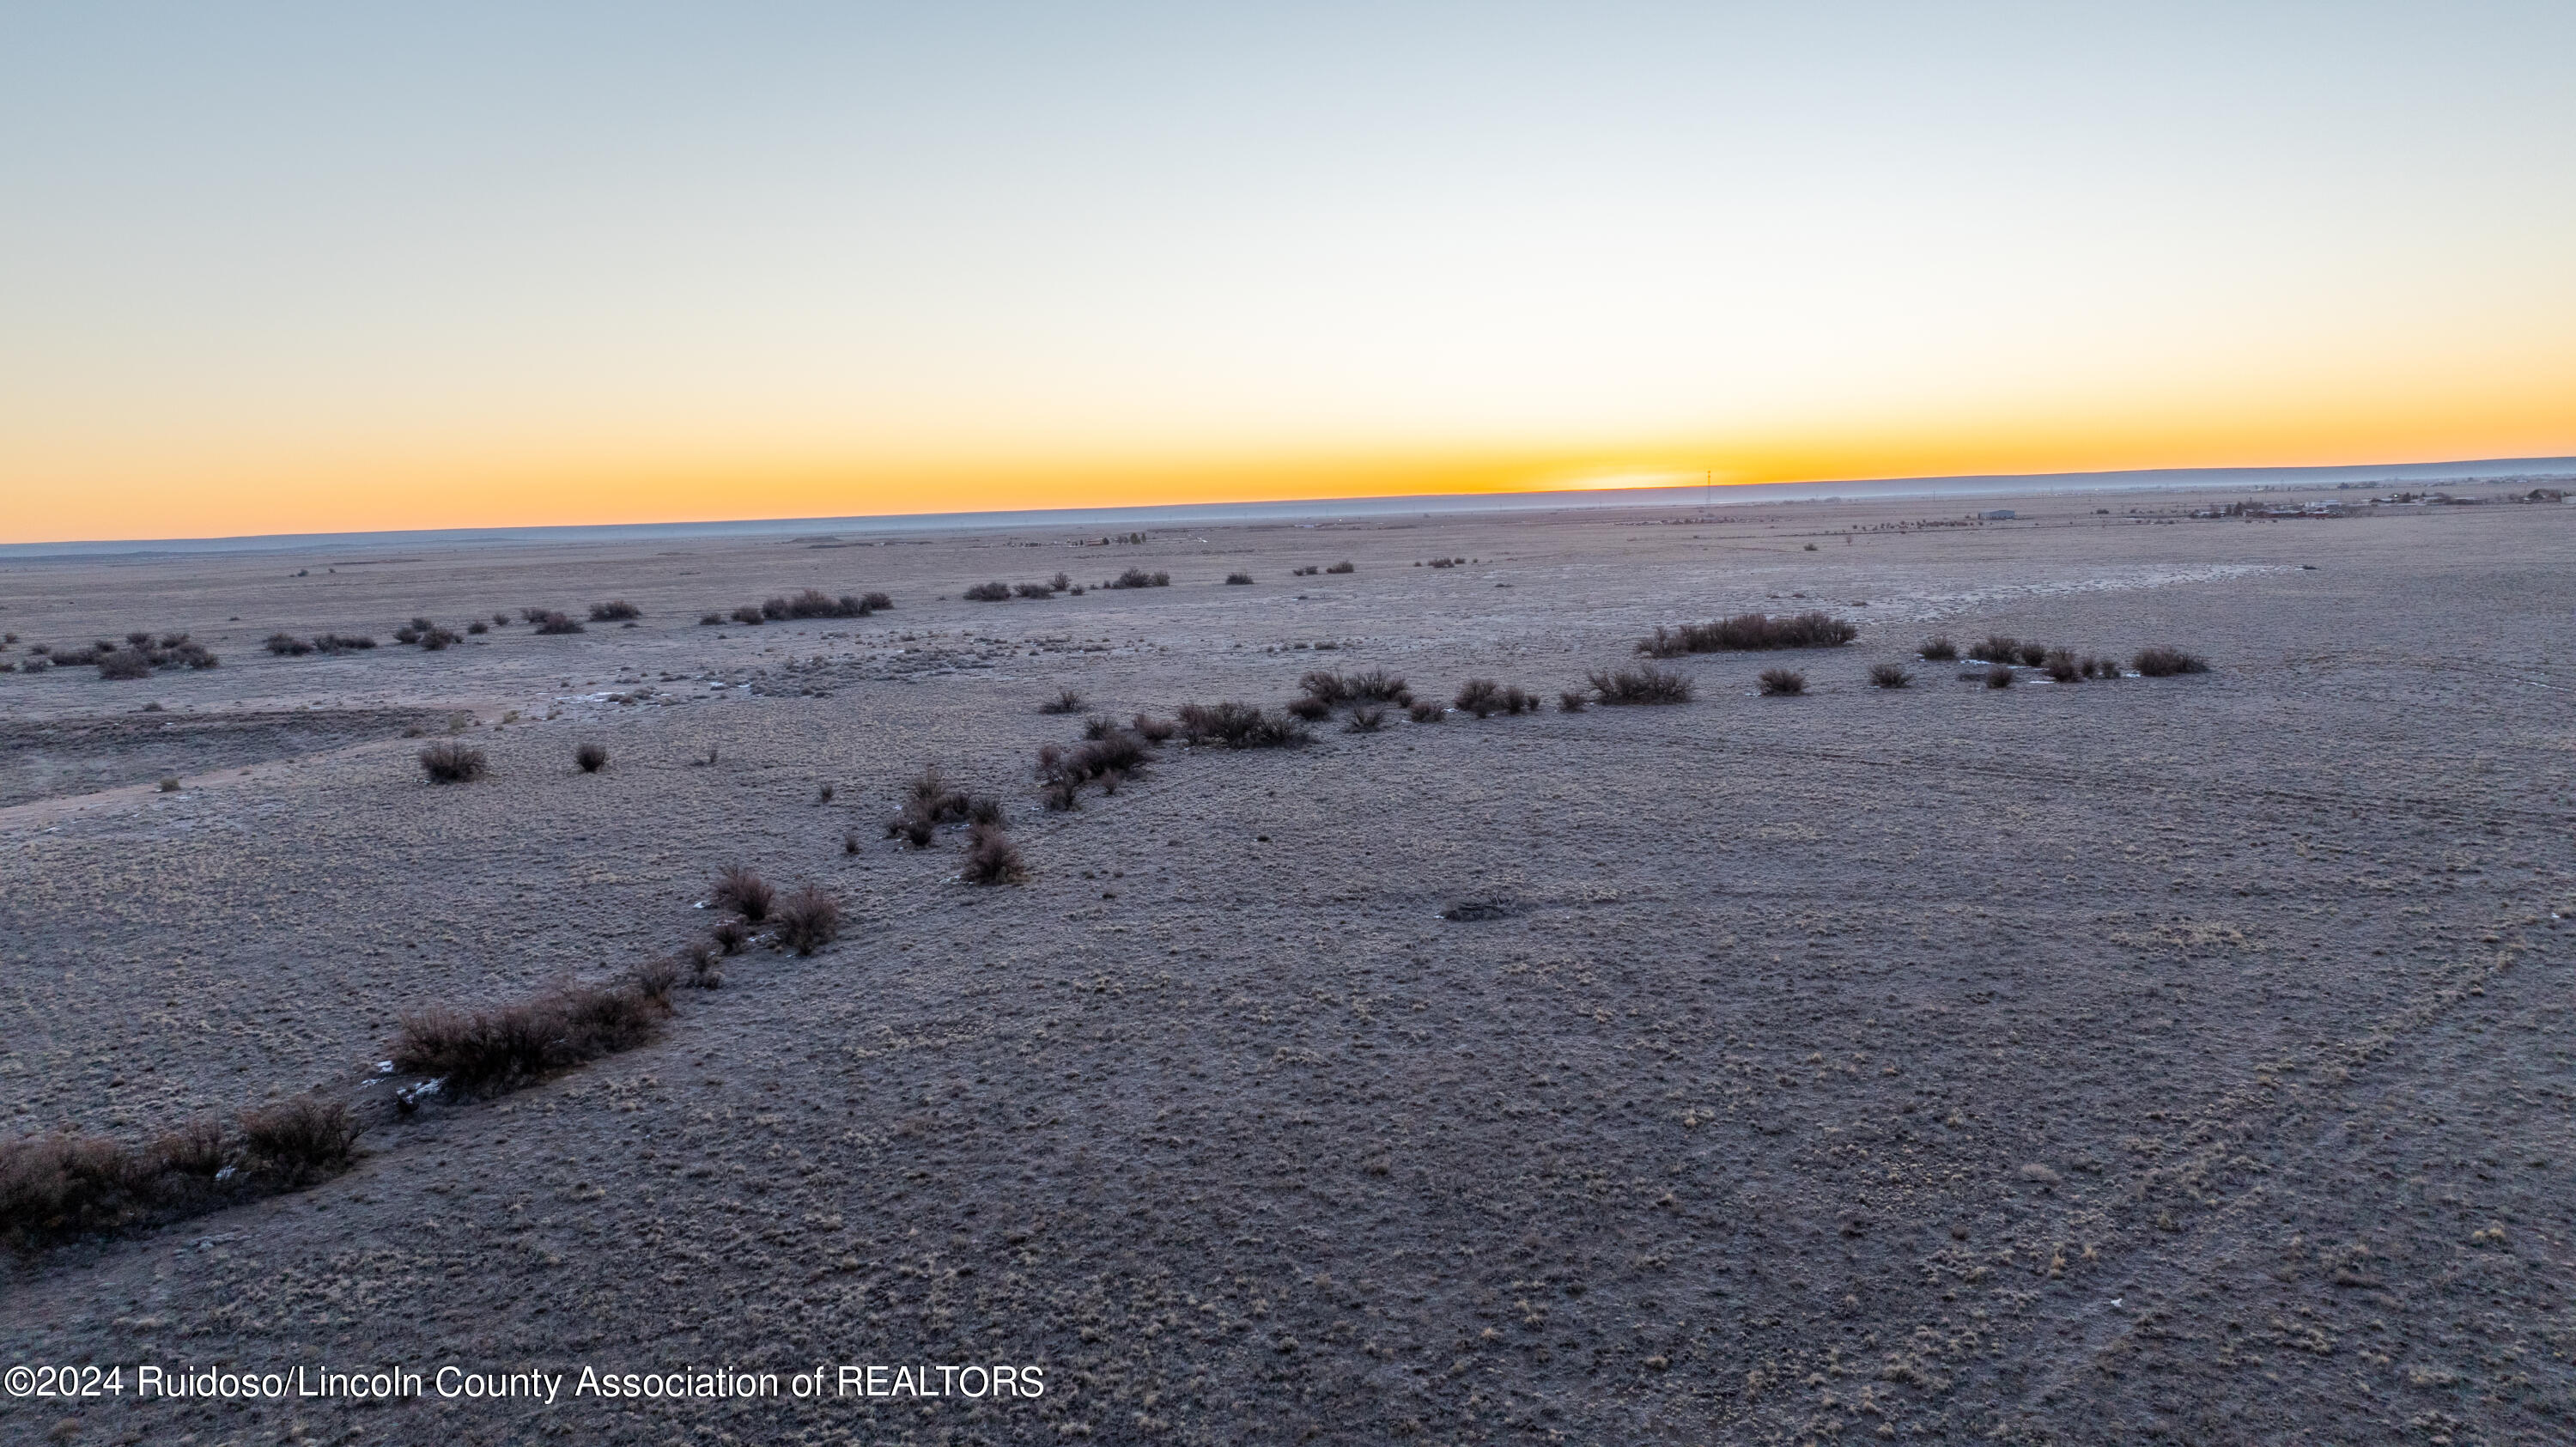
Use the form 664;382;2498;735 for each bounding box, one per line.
2;491;2571;1446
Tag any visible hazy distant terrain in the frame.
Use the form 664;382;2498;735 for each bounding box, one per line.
2;489;2568;1445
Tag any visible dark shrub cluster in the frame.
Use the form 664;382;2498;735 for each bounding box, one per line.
1104;568;1170;589
1919;636;1958;661
1224;572;1255;585
1345;704;1388;732
1869;662;1912;689
1557;689;1588;712
1299;668;1412;707
391;980;668;1097
1423;556;1465;568
1453;679;1538;717
1324;560;1355;574
1286;695;1332;721
418;740;487;782
1012;582;1054;599
2132;647;2209;677
961;822;1028;884
1589;666;1692;704
1174;702;1311;749
589;600;642;622
888;765;1000;842
963;581;1012;601
90;634;217;678
1984;663;2016;689
574;742;609;773
730;605;765;625
1758;666;1807;696
771;886;842;955
1038;690;1085;714
1640;611;1856;656
1;1099;358;1249
762;588;877;619
711;865;775;921
1039;728;1153;809
1407;701;1445;723
533;612;586;635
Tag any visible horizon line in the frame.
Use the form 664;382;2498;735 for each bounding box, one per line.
7;453;2571;560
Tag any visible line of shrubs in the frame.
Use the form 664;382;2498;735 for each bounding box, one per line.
1640;611;1857;656
1918;635;2207;679
0;1097;358;1251
18;633;222;678
705;588;893;623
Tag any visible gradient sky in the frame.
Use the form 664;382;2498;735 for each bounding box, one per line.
4;2;2573;542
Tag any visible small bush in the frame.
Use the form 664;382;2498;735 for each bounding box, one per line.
1039;690;1084;714
493;612;511;627
391;981;667;1097
701;612;724;625
760;588;872;619
2017;641;2049;668
1977;635;2019;664
1325;561;1355;574
1985;663;2015;689
730;605;765;625
98;651;152;680
2132;647;2208;677
710;919;749;955
466;621;487;634
2044;648;2081;683
1106;568;1170;589
1869;662;1912;689
1286;695;1332;721
1639;611;1856;656
1292;565;1318;576
712;865;775;921
963;581;1012;601
2085;654;2122;678
1558;689;1588;712
574;743;608;772
1174;702;1311;748
1453;679;1537;717
589;600;642;622
519;607;553;623
772;887;842;955
1131;714;1176;743
1013;581;1053;599
534;612;585;635
418;626;459;650
264;632;313;656
961;822;1028;885
1346;704;1387;733
1757;667;1807;696
1408;701;1445;722
419;740;487;782
859;591;894;611
1225;571;1254;585
1919;636;1958;661
313;634;374;654
1588;666;1692;705
235;1098;359;1185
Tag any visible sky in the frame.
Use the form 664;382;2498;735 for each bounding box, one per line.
3;2;2573;543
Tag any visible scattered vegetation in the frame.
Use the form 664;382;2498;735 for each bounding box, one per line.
1640;611;1856;656
1758;666;1807;696
711;865;775;921
1558;690;1589;712
1012;582;1054;599
1975;635;2020;664
534;612;586;635
961;822;1028;884
771;887;843;955
730;605;766;625
1869;662;1913;689
1039;727;1154;809
1453;679;1538;717
963;581;1012;601
2044;648;2081;683
763;588;877;618
1588;666;1692;705
1130;714;1176;744
1345;704;1388;732
1105;568;1171;589
1286;695;1332;721
1298;668;1411;707
418;740;488;783
1325;561;1355;574
574;742;608;773
1919;635;1958;661
589;600;642;622
1;1099;359;1250
1408;701;1445;723
1174;702;1311;748
1039;690;1085;714
391;979;669;1097
1423;556;1465;568
2132;646;2209;677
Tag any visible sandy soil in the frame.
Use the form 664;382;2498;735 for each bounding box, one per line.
2;491;2570;1445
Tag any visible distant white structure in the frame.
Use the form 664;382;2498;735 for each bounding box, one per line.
1978;508;2016;520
